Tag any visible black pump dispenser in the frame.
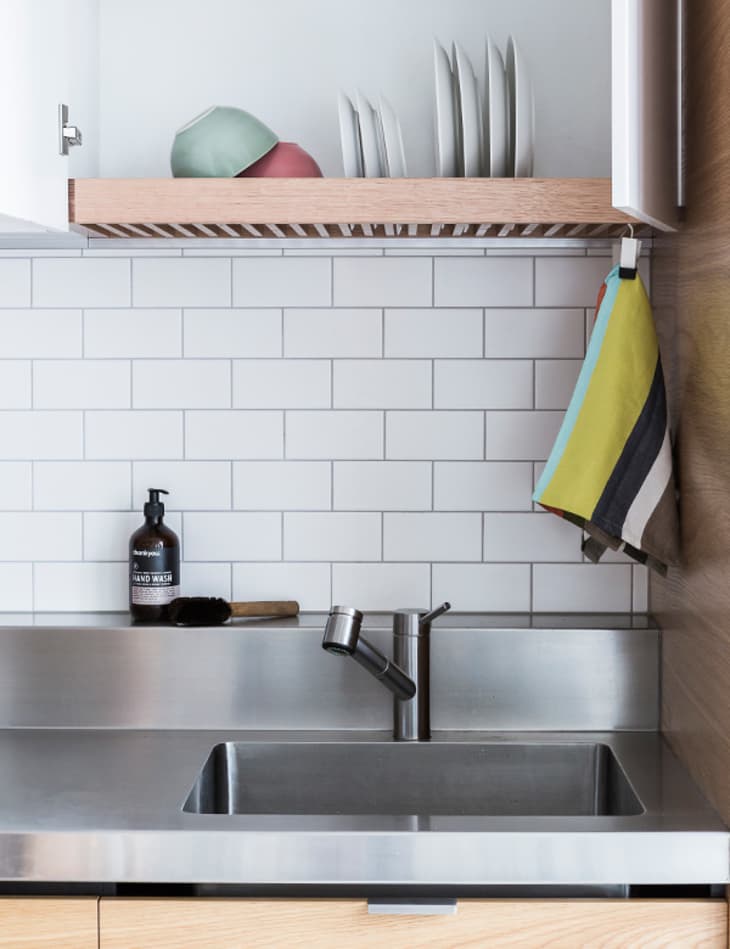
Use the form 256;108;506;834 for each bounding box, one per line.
129;487;180;624
144;488;168;519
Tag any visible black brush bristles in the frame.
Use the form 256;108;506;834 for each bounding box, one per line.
167;597;232;627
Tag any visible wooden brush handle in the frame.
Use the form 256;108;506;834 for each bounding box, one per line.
228;600;300;618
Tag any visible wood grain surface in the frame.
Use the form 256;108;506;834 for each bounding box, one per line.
98;897;727;949
0;898;98;949
652;0;730;824
68;177;643;231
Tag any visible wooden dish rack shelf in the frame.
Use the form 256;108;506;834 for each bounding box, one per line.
68;177;648;240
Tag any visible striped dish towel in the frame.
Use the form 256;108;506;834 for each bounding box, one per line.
533;263;679;574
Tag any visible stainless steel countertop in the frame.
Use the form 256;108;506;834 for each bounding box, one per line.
0;728;726;886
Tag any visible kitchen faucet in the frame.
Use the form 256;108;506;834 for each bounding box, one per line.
322;602;451;741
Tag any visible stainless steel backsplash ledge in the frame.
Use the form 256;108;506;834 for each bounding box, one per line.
0;613;658;732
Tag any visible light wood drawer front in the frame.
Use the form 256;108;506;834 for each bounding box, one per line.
0;897;98;949
99;897;728;949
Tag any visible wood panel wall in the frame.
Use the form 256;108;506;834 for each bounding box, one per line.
652;0;730;822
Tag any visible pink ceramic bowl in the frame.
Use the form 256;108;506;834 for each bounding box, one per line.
237;142;323;178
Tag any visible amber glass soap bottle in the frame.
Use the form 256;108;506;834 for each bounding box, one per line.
129;488;180;623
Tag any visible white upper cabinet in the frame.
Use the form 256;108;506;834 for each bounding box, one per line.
0;0;98;233
612;0;681;231
0;0;681;235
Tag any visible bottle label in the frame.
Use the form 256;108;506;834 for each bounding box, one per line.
130;546;180;606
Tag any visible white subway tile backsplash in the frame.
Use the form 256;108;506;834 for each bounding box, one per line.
483;513;582;562
133;461;231;510
435;360;533;409
0;310;82;358
184;309;281;357
535;360;582;410
535;256;610;307
185;411;283;460
533;564;632;612
84;511;182;561
633;565;649;612
34;360;130;409
333;258;431;306
0;260;30;306
433;563;531;612
486;411;564;461
0;564;33;610
33;258;130;308
0;412;82;460
184;512;281;561
0;249;638;614
233;461;330;510
334;461;431;511
384;513;482;562
384;309;482;358
85;309;182;358
233;360;330;409
284;309;381;358
286;411;382;459
284;512;381;561
332;563;430;610
133;360;230;409
232;562;330;611
181;563;232;600
34;562;128;611
433;462;533;511
0;513;80;560
434;258;532;307
35;462;131;511
0;462;32;510
233;257;330;307
133;258;230;307
0;362;30;408
387;412;483;460
333;360;431;409
485;309;585;358
85;411;183;460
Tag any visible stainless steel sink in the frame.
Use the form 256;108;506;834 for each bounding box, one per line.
183;741;644;817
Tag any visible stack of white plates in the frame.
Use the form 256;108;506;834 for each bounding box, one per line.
433;35;534;178
337;35;534;179
338;91;408;178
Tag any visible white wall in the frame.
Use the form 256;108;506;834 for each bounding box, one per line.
98;0;611;178
0;243;647;614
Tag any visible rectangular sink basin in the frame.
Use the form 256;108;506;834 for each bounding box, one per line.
183;742;643;817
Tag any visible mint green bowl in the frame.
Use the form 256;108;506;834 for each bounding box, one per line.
170;106;278;178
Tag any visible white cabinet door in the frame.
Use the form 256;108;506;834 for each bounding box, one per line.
0;0;98;233
612;0;680;231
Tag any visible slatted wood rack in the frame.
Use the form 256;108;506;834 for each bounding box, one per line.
68;177;648;240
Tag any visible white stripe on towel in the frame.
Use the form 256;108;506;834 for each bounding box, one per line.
622;427;673;550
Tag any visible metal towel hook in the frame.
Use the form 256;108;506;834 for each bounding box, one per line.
619;224;641;279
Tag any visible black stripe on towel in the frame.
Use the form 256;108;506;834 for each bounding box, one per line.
591;358;667;536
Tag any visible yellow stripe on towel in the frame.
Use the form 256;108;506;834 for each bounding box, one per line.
539;277;658;519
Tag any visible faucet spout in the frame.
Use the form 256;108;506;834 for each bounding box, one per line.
322;606;415;700
351;637;416;700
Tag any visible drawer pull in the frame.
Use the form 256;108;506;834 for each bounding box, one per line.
367;898;457;916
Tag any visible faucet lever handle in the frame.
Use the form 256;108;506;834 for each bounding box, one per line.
420;601;451;626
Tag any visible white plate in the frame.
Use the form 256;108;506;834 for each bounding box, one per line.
484;36;508;177
377;95;407;177
433;40;458;176
453;43;482;177
506;36;535;177
356;92;383;177
338;92;363;177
